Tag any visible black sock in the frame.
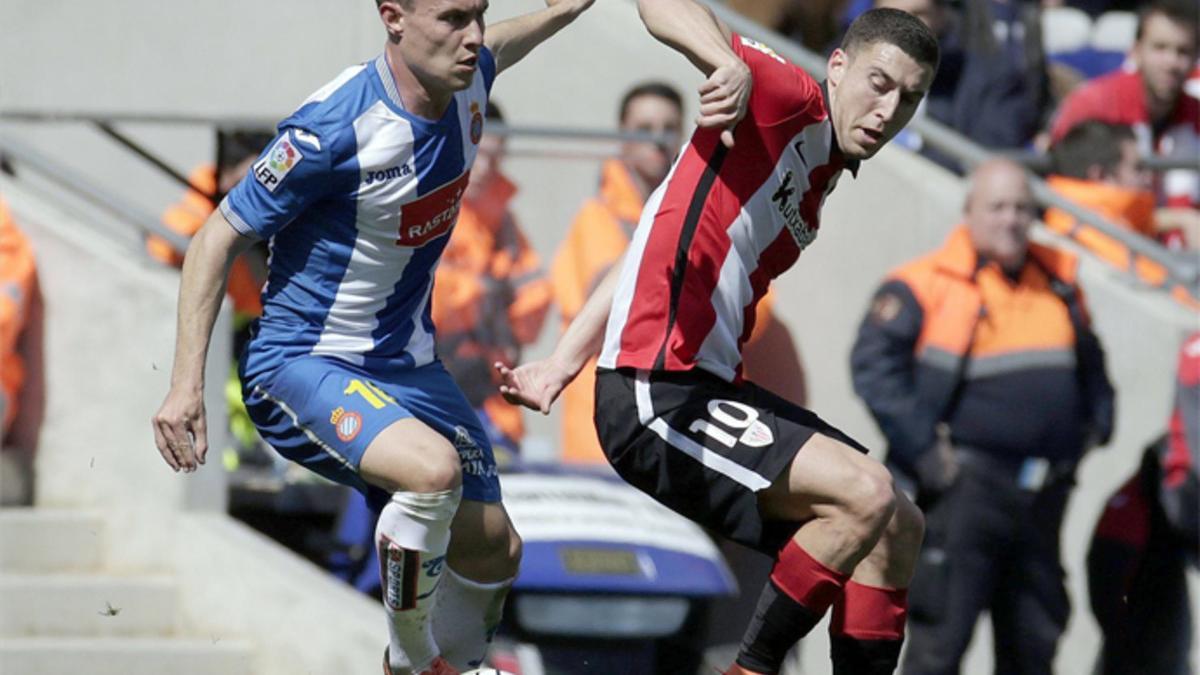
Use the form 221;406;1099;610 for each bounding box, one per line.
831;635;904;675
735;580;824;674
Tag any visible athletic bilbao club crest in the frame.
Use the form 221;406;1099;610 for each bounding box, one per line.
330;406;363;442
469;101;484;145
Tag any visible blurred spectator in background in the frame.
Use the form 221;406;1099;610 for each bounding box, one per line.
851;159;1114;675
1050;0;1199;211
150;128;274;346
433;102;551;456
551;82;806;465
0;195;45;506
1045;120;1199;307
1087;331;1198;675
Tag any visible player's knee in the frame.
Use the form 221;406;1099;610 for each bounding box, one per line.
410;440;463;493
843;463;897;537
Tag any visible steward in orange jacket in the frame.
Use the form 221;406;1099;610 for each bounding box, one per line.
0;196;39;438
1045;121;1198;309
851;225;1115;486
433;144;551;453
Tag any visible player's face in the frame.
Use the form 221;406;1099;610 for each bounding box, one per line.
1134;13;1196;107
620;94;683;192
394;0;488;93
964;162;1036;271
827;41;933;160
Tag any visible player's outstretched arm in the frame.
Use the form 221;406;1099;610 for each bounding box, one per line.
496;255;622;414
637;0;749;147
151;211;255;473
485;0;595;75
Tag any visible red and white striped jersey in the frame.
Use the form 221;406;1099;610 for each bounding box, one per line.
598;34;858;382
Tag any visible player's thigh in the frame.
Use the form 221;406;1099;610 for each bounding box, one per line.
359;417;462;494
446;499;522;581
757;430;894;523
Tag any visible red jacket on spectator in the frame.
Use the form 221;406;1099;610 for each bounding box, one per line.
1051;70;1200;208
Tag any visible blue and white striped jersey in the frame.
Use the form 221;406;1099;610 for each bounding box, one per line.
221;50;496;383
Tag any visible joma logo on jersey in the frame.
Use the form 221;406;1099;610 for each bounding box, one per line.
395;172;471;246
364;164;412;185
771;170;817;250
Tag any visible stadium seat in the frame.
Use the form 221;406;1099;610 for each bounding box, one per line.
1042;7;1093;55
1091;11;1137;54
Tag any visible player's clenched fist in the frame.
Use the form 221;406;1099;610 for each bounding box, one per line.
151;388;208;473
697;59;751;148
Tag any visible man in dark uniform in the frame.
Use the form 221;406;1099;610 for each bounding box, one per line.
850;158;1115;675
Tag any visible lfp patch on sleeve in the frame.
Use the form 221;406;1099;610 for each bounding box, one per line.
253;133;306;193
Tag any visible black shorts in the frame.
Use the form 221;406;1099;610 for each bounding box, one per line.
594;367;869;553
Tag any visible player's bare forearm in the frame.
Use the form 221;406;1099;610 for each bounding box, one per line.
496;257;621;414
551;256;621;376
170;212;253;391
637;0;736;76
486;0;594;75
153;211;254;471
637;0;748;147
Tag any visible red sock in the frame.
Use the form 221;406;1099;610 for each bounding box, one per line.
770;539;852;612
830;580;908;641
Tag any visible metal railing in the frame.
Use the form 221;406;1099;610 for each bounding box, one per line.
0;133;191;251
701;0;1200;291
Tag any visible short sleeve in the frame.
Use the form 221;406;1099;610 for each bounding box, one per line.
479;46;497;94
219;127;334;239
730;33;823;126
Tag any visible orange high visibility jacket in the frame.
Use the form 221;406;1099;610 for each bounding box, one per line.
552;160;806;464
1043;175;1198;309
851;226;1115;478
432;172;551;445
0;197;37;432
150;164;264;318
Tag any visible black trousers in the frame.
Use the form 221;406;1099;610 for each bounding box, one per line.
902;453;1073;675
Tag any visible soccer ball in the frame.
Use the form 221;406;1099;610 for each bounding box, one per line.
461;670;515;675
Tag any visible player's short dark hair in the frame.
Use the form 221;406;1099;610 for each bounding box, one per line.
1050;121;1137;180
842;8;940;71
619;81;684;124
1136;0;1199;44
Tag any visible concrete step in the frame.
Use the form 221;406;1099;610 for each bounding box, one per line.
0;637;254;675
0;574;179;637
0;509;104;572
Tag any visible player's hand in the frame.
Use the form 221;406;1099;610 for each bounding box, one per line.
152;386;208;473
495;359;573;415
697;59;751;148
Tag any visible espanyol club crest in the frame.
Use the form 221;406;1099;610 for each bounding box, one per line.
470;101;484;145
330;406;363;442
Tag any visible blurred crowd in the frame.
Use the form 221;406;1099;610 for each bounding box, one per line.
1;0;1196;670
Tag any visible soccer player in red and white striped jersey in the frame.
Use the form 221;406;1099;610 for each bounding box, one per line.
499;2;938;673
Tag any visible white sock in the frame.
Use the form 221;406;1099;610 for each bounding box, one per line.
376;488;462;673
432;566;515;670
